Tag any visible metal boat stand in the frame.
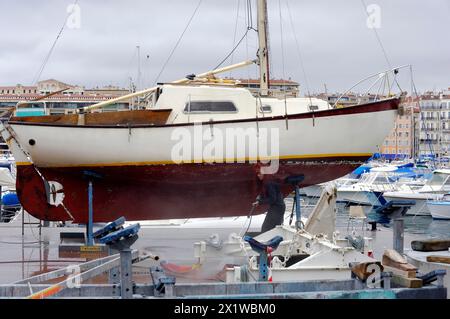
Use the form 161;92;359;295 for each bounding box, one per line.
285;175;305;229
244;235;284;281
97;217;142;299
366;194;416;230
7;217;155;299
82;170;104;246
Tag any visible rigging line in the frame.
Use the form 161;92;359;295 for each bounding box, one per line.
245;1;251;86
32;0;80;85
359;0;402;93
411;70;436;167
152;0;203;85
213;30;250;72
229;0;242;73
286;0;313;105
247;0;254;30
123;47;139;89
359;0;391;69
278;0;286;91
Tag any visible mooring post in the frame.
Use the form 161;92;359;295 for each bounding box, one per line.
393;218;404;254
87;180;94;246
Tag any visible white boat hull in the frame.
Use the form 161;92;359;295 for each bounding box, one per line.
2;99;400;222
427;201;450;220
337;190;373;205
383;192;444;217
302;185;324;198
9;108;397;168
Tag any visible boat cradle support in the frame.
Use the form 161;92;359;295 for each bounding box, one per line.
193;184;374;282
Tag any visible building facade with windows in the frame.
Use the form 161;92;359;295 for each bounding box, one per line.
380;111;415;158
0;79;131;113
233;78;300;98
418;90;450;157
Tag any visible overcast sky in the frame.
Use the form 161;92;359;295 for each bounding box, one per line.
0;0;449;95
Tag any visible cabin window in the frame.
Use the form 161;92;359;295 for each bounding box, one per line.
428;173;447;186
309;105;319;111
444;177;450;186
260;105;272;113
373;176;389;184
184;101;237;113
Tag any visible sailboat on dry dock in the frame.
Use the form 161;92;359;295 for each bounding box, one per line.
1;0;401;223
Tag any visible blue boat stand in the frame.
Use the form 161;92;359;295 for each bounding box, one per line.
95;216;141;299
285;175;305;229
82;170;103;246
244;235;283;281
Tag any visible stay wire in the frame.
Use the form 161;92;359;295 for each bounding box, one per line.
229;0;242;72
213;0;257;72
152;0;203;85
359;0;402;93
411;69;436;167
213;29;251;71
32;0;80;85
278;0;286;91
286;0;313;104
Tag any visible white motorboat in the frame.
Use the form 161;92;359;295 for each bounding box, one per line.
337;166;412;205
427;196;450;220
383;169;450;216
302;175;359;199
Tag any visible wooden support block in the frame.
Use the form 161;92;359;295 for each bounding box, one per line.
411;239;450;252
391;274;423;288
351;262;384;281
383;265;417;278
382;249;417;272
426;255;450;264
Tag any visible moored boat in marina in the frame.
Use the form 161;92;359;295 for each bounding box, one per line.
427;196;450;220
0;0;401;223
336;166;419;206
383;169;450;216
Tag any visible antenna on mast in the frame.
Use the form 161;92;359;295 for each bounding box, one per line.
257;0;270;96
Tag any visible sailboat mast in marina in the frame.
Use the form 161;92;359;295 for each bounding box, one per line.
1;0;401;223
257;0;270;96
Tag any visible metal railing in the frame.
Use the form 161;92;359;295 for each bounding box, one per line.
332;65;411;108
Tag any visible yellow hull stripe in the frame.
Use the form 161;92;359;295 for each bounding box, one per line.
16;162;33;166
15;153;373;168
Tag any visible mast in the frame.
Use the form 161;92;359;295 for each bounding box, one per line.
257;0;270;96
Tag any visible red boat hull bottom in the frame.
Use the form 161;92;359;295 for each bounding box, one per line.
16;159;366;223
